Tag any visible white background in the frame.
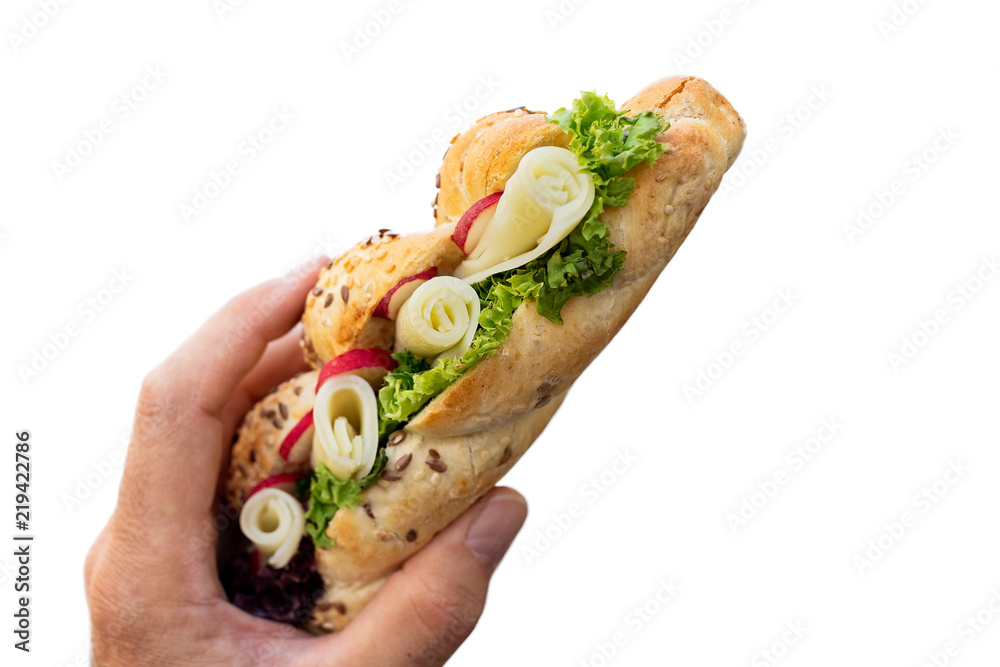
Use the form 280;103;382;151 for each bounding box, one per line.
2;0;999;665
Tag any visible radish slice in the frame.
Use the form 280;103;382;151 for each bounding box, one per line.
246;472;309;501
311;375;379;480
452;192;502;255
374;268;440;320
239;488;306;569
278;412;315;463
316;348;398;392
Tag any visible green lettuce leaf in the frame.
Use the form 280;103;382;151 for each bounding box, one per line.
378;283;522;429
375;92;668;433
303;451;387;548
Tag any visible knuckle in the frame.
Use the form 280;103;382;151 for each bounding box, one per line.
84;526;109;590
135;366;177;434
409;574;484;643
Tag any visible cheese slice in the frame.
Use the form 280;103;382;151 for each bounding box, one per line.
239;488;306;569
394;276;481;363
311;374;379;480
454;146;595;284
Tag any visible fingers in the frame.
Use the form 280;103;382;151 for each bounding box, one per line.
84;523;112;590
164;259;324;417
114;261;323;558
219;323;312;441
312;488;527;667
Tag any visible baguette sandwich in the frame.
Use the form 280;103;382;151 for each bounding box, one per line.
220;76;746;633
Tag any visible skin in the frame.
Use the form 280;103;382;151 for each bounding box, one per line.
85;260;528;666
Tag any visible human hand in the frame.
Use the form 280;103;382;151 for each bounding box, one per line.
84;262;528;666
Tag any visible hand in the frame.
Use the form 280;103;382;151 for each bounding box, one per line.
85;261;528;666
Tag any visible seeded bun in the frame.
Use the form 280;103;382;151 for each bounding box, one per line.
231;75;746;633
411;76;746;435
300;225;464;367
433;107;570;225
225;370;318;508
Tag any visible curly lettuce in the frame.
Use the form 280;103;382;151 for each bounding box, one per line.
376;92;668;430
303;451;387;548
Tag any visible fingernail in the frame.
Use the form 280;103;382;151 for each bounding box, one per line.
465;493;527;568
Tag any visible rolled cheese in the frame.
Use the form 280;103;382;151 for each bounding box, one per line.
311;374;379;480
454;146;595;284
394;276;481;363
238;488;306;569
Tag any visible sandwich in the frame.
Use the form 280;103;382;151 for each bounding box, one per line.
220;75;746;633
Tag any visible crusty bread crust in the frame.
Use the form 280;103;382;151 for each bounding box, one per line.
225;371;318;508
306;393;565;633
232;76;745;633
410;76;746;435
434;108;569;225
301;225;464;367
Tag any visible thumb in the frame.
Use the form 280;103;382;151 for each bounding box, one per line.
329;487;527;667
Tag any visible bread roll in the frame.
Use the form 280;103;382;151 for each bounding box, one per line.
229;76;746;632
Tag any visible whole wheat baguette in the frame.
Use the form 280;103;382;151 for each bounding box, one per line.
228;76;745;633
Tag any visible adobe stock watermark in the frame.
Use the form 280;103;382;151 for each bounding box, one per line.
61;429;129;513
339;0;414;63
916;588;1000;667
877;0;932;40
751;620;808;667
0;554;19;588
178;106;295;223
726;417;844;534
843;127;959;244
682;289;798;404
669;0;755;70
384;75;502;192
239;620;301;667
51;65;168;183
303;232;350;269
543;0;592;30
886;255;997;372
717;85;834;202
16;268;135;385
213;0;250;20
577;578;681;667
55;646;90;667
852;459;970;575
7;0;73;54
520;449;637;565
91;600;144;662
220;255;328;352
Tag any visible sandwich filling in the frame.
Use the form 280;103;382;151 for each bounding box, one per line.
378;92;669;434
227;93;670;624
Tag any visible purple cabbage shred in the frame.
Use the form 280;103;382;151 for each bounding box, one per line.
219;537;324;626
